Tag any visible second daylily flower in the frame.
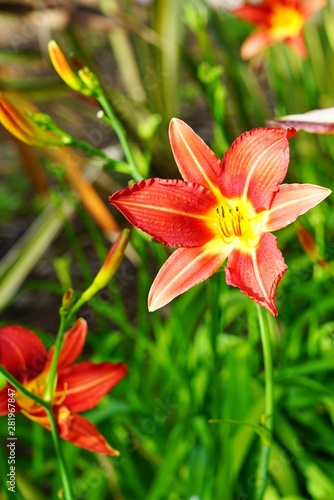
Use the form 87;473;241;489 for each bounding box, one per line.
232;0;325;59
109;119;331;316
0;319;127;455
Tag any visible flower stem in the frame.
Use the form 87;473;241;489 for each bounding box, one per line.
0;366;73;500
68;137;131;173
255;304;274;500
44;405;73;500
95;89;143;181
43;314;67;403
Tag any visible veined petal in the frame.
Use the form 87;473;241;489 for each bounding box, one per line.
266;184;331;232
0;325;47;382
109;178;218;247
58;361;127;412
219;127;297;211
57;408;119;455
169;118;221;195
46;319;87;370
148;240;230;311
240;30;275;59
225;233;287;316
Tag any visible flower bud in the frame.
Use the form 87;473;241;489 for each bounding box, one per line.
48;41;100;96
0;92;67;147
60;289;76;316
79;229;130;303
78;67;100;93
48;40;85;93
297;224;328;268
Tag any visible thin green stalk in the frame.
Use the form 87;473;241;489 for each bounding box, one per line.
44;314;67;403
96;89;143;181
66;293;90;321
255;304;274;500
0;366;73;500
69;137;131;172
44;119;132;173
44;405;73;500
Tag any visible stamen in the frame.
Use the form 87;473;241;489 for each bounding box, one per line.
54;383;68;406
215;200;264;246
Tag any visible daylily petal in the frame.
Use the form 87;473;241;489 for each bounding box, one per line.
225;233;287;316
58;361;127;412
232;0;324;59
0;325;47;382
109;178;218;247
267;108;334;134
0;388;11;415
285;34;307;57
266;184;331;232
219;127;297;211
21;407;50;428
169;118;221;195
57;407;119;455
46;319;87;370
148;240;230;311
233;4;272;25
240;30;276;59
299;0;326;19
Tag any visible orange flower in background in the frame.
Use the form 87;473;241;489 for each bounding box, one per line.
232;0;326;59
0;320;127;455
110;119;331;315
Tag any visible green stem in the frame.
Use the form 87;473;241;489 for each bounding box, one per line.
43;119;132;173
69;137;131;173
44;405;73;500
0;366;73;500
66;286;95;321
255;304;274;500
96;89;143;181
44;314;67;403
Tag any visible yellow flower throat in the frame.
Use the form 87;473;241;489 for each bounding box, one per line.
215;200;265;249
270;5;304;40
16;372;67;424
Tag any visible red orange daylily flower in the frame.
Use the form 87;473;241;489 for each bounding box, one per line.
109;119;331;315
0;319;127;455
232;0;326;59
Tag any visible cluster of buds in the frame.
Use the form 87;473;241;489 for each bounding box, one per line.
0;41;102;148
